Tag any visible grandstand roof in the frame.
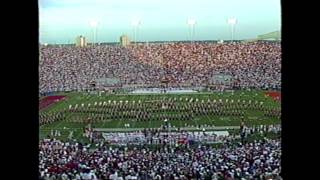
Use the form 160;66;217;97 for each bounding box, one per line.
257;31;281;40
243;31;281;42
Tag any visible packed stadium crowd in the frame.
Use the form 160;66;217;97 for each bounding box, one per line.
39;137;281;180
40;41;281;93
39;41;281;180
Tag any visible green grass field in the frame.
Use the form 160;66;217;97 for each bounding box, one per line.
39;90;281;140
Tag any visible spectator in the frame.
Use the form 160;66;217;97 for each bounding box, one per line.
39;135;281;180
40;41;281;93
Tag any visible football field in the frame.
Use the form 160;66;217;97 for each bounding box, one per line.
39;90;281;140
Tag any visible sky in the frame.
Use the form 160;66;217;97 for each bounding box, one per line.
39;0;281;44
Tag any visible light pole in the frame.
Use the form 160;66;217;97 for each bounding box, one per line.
131;19;141;45
227;17;237;42
90;20;98;46
187;19;196;43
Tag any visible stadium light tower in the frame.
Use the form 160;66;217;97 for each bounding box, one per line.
187;19;196;43
89;20;99;46
227;17;237;42
131;19;141;45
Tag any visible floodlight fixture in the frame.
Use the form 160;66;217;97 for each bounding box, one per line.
227;17;237;42
227;18;237;25
187;19;196;26
131;19;141;27
90;20;98;27
131;19;142;45
89;20;99;46
187;19;197;43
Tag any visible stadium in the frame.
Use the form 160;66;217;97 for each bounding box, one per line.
39;1;281;180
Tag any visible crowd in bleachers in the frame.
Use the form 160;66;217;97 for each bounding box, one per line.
39;41;281;180
40;41;281;93
39;137;281;180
